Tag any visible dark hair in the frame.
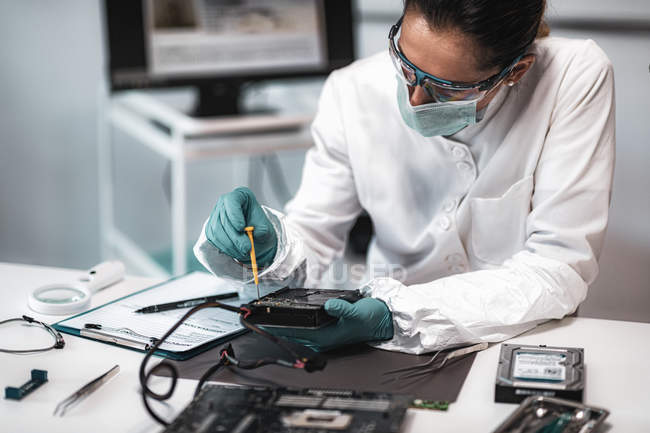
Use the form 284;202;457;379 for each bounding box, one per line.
403;0;549;71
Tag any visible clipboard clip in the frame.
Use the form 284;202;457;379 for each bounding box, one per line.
80;328;153;351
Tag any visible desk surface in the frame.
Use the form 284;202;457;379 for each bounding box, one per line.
1;262;648;433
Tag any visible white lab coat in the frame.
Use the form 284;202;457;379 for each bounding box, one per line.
195;37;615;354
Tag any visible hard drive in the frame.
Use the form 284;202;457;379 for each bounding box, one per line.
492;396;609;433
495;344;585;404
242;288;363;329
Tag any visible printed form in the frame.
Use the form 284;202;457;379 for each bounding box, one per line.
58;272;244;352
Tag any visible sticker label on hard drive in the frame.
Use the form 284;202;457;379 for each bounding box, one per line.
512;352;566;382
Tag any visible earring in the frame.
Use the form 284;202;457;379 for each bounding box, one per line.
506;81;516;87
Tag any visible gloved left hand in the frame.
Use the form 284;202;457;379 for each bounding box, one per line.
265;297;394;352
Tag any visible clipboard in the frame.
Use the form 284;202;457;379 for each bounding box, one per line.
53;272;247;361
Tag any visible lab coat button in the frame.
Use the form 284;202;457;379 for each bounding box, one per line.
456;161;472;171
452;146;466;159
438;216;451;231
446;253;463;263
442;199;456;212
451;264;466;273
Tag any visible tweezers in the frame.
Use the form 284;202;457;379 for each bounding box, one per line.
53;364;120;416
382;342;488;382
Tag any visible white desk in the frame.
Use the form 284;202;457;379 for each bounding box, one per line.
1;262;649;432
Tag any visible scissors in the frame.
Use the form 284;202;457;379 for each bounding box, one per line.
53;365;120;417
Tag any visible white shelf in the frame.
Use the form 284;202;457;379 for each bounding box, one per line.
99;91;314;276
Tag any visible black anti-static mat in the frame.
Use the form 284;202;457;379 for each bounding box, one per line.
157;332;477;402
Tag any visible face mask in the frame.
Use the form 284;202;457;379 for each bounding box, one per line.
396;75;478;137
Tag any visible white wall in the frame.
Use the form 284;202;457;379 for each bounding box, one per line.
0;0;103;268
547;0;650;21
550;28;650;323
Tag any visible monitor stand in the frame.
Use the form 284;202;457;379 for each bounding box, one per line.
193;81;270;118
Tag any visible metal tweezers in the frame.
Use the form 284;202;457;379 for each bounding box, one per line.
382;342;488;382
53;365;120;417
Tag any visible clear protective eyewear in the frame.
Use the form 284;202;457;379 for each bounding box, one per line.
0;315;65;353
388;15;523;102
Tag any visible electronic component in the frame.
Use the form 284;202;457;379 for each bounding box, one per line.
410;399;449;411
5;369;48;400
495;344;585;404
243;288;363;329
163;384;411;433
492;396;609;433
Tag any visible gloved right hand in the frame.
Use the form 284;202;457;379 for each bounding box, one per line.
205;187;277;267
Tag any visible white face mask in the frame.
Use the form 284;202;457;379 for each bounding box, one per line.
396;75;479;137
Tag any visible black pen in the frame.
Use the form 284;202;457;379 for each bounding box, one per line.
133;292;239;314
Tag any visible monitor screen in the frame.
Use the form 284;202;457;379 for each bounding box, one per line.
148;0;327;78
104;0;355;91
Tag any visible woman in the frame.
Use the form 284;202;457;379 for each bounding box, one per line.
195;0;615;354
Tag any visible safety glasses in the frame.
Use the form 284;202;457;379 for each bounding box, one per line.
0;315;65;353
388;16;523;102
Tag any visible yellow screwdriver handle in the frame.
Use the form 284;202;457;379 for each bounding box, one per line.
244;226;259;286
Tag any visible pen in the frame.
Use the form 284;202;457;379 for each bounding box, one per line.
80;328;153;351
133;292;239;314
244;226;260;300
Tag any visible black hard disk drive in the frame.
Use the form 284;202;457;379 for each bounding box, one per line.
242;288;363;329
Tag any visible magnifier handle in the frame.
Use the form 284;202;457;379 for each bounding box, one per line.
80;261;125;293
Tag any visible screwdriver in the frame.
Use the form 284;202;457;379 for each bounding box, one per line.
244;226;260;300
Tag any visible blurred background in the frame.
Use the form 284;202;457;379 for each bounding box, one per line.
0;0;648;322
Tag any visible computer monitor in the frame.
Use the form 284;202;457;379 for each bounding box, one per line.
103;0;355;116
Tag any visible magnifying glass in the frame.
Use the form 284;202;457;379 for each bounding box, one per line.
28;261;126;315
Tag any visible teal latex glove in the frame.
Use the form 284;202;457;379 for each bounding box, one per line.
266;297;394;352
205;187;277;267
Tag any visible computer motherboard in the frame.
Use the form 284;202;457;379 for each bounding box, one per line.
164;384;411;433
